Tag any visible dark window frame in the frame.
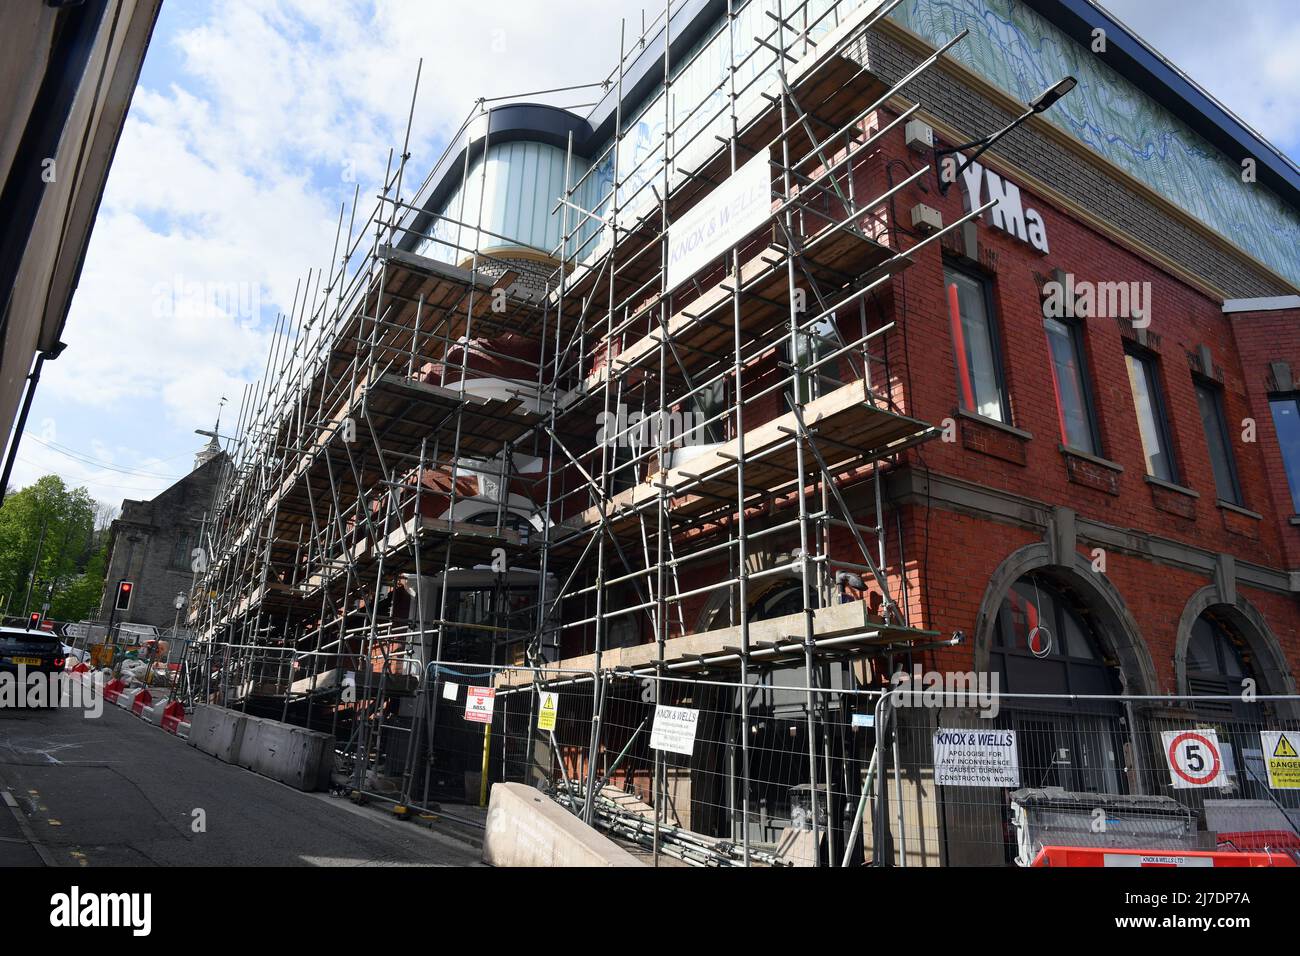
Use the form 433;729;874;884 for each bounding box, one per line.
170;532;193;571
943;259;1011;425
1124;344;1179;484
1043;315;1102;455
1193;376;1243;506
1268;391;1300;513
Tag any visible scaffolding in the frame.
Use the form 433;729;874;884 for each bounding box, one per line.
186;0;996;861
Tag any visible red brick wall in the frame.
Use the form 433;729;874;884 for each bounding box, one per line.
565;110;1300;691
1228;306;1300;567
859;113;1293;571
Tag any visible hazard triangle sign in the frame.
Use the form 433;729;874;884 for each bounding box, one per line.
537;691;558;732
1261;731;1300;789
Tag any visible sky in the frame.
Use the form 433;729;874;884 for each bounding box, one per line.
12;0;1300;509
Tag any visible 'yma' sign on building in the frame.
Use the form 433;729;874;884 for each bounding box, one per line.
956;156;1050;254
666;150;771;292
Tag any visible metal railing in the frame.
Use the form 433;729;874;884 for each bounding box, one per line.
314;658;1300;867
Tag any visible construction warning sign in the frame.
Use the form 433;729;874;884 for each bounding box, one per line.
1161;729;1228;789
537;691;558;732
464;686;495;723
933;728;1019;787
649;704;700;756
1259;731;1300;789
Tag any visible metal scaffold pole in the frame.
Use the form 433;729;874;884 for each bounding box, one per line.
181;0;975;864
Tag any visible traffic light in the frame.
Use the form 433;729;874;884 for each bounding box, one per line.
114;580;134;612
27;612;39;631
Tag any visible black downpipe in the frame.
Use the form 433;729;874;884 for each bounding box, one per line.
0;352;47;505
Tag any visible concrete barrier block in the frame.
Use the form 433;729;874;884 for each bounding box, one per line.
482;783;643;868
234;715;266;771
187;704;248;763
237;714;333;791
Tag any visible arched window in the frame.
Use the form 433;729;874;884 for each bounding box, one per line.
991;574;1126;795
751;581;819;622
1186;612;1253;703
991;575;1122;697
1181;611;1294;805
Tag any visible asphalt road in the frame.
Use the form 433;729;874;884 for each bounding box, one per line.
0;699;480;867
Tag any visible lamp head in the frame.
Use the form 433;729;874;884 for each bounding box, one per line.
1030;76;1077;113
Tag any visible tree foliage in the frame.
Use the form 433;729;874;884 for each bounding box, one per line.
0;475;106;620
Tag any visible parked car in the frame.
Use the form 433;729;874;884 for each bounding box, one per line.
0;627;65;676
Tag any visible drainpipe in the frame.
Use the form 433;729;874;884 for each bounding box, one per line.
0;342;66;506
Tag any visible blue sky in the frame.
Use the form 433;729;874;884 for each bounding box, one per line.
13;0;1300;509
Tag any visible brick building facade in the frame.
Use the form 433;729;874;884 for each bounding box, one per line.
189;0;1300;863
524;0;1300;859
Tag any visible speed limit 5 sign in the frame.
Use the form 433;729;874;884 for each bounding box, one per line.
1161;729;1228;789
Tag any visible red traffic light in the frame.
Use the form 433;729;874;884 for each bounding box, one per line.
115;580;134;612
27;612;40;630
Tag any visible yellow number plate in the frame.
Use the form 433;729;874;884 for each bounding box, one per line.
11;657;42;666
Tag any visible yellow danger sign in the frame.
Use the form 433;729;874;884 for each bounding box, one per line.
1260;731;1300;789
537;691;558;732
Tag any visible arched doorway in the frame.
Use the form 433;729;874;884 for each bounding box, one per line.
990;572;1128;796
953;544;1153;864
1175;596;1299;810
1186;611;1256;712
685;571;847;856
1175;587;1297;703
974;543;1155;695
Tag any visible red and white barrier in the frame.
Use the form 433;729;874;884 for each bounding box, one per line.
161;700;186;734
102;678;126;705
72;667;192;740
131;687;153;716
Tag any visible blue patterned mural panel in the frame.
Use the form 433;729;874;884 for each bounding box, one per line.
891;0;1300;286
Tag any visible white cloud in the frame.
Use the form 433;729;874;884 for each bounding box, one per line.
26;0;1295;509
33;0;651;505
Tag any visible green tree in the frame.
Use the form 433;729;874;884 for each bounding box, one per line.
51;543;107;620
0;475;101;619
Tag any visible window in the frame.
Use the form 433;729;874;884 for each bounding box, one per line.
1186;614;1250;699
1044;317;1099;454
751;581;818;621
1194;380;1242;505
991;575;1126;798
944;265;1007;422
1184;614;1276;802
1124;349;1176;482
171;533;193;570
782;313;841;410
1269;394;1300;513
686;378;728;446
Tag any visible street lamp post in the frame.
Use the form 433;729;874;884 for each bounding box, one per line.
172;591;186;640
161;591;187;693
934;75;1077;193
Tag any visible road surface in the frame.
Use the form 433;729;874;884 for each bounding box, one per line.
0;698;479;866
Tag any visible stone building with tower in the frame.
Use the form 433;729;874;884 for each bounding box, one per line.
97;437;226;631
